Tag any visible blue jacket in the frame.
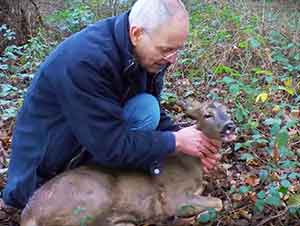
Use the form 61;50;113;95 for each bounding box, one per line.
4;11;178;207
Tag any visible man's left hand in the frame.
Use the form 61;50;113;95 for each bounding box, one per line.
197;137;222;174
200;153;221;174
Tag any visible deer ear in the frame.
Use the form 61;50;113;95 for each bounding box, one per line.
186;107;202;120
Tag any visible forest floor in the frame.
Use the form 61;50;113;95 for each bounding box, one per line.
1;0;300;226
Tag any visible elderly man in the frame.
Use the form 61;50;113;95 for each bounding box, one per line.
2;0;220;210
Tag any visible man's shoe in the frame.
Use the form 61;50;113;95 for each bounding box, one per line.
0;198;20;225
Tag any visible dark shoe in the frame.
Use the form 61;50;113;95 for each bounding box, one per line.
0;198;20;226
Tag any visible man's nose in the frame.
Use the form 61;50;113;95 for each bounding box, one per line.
164;52;177;64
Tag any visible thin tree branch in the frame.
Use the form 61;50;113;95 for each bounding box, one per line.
257;208;288;226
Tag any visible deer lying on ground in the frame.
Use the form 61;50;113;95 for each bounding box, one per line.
21;101;236;226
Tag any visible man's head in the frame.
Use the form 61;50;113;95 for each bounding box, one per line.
129;0;189;73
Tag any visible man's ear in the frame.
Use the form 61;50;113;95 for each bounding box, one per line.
129;26;144;46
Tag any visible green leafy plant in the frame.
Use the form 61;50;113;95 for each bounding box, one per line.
196;208;217;224
46;3;96;33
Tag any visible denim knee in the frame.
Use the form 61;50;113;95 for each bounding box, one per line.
123;93;160;131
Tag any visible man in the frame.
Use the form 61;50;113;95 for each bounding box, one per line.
2;0;220;210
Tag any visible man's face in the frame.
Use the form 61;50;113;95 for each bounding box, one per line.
130;16;189;73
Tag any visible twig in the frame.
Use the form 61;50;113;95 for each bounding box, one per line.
257;207;288;226
261;0;266;35
291;4;300;56
216;204;252;226
291;140;300;146
249;149;268;165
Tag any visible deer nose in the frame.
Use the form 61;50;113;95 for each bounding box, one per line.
222;121;236;134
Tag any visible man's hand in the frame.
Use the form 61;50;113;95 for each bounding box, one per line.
173;125;221;173
200;152;221;174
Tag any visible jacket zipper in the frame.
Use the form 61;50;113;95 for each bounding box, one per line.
120;60;135;104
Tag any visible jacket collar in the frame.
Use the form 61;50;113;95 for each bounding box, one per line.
113;11;139;77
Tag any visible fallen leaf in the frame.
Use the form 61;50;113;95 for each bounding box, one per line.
288;194;300;207
244;175;260;187
272;145;280;163
172;104;183;113
291;109;300;118
232;193;242;201
238;209;252;220
270;172;280;181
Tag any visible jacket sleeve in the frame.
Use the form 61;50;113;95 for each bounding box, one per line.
50;58;176;172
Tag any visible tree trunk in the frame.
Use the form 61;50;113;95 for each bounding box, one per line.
0;0;42;52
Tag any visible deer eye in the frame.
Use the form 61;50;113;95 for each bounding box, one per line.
204;113;213;119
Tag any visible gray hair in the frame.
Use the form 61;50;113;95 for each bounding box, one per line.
129;0;187;33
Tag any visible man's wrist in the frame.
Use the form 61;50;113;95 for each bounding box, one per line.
172;132;181;153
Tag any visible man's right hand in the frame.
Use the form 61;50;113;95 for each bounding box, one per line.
173;125;221;173
173;125;220;156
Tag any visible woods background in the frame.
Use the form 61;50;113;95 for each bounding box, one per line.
1;0;300;225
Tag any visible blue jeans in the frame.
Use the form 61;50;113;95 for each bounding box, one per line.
2;93;160;209
123;93;160;131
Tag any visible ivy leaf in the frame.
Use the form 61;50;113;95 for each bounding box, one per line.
2;107;18;120
229;84;240;95
264;118;281;126
279;160;298;169
278;186;288;194
249;37;260;49
266;194;281;207
0;84;17;97
0;64;8;70
272;53;289;64
197;211;210;223
257;191;266;199
176;205;197;217
221;76;235;84
284;43;294;49
288;172;300;180
196;208;217;223
284;64;295;72
288;207;299;215
79;215;93;226
259;169;268;182
239;185;251;193
281;179;291;189
73;207;85;215
255;199;265;212
263;118;281;136
276;128;288;149
240;153;254;162
293;53;300;61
